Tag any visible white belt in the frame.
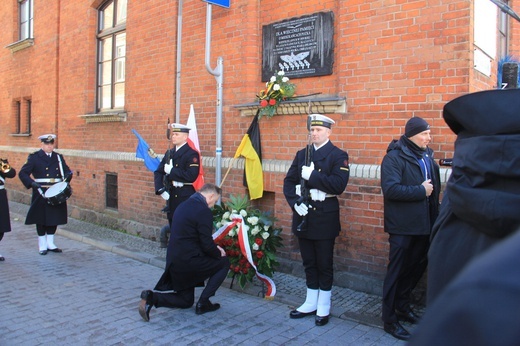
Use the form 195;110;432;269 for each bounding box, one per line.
0;185;4;190
34;178;63;183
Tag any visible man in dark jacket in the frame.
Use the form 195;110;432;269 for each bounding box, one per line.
380;117;440;341
19;134;73;255
139;183;229;321
426;88;520;304
283;114;350;327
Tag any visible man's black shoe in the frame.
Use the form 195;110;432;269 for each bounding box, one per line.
195;300;220;315
396;309;421;324
47;248;63;253
139;290;153;322
384;321;411;341
315;315;329;326
289;310;317;319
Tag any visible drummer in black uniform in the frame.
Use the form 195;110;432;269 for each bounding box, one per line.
154;124;200;228
19;134;73;255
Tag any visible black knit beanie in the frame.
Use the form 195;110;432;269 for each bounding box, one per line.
405;117;430;137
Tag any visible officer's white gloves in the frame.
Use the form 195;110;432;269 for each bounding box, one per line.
160;191;170;200
301;162;315;180
172;181;184;188
294;203;309;216
164;159;173;174
310;189;326;201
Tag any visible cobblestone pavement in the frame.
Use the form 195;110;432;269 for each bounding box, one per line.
0;203;416;345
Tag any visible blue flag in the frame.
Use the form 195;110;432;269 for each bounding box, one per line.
132;129;160;172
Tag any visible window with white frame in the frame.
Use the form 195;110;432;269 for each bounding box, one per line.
19;0;34;40
97;0;127;112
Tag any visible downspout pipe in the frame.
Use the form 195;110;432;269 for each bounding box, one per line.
175;0;183;123
204;3;224;190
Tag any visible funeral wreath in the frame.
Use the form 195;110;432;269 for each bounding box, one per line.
213;194;283;289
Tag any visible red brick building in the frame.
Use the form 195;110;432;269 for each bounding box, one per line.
1;0;518;294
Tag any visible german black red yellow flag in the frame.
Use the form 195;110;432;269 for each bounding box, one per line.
234;110;263;199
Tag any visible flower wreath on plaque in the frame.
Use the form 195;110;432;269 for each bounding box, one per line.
256;71;296;119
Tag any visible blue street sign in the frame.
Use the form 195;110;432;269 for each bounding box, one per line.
203;0;230;8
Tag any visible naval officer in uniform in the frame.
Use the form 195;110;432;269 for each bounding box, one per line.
154;123;200;227
19;134;73;255
283;114;350;326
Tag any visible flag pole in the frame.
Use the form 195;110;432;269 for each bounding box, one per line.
219;157;237;188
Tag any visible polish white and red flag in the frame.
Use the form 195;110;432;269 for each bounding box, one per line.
186;104;205;190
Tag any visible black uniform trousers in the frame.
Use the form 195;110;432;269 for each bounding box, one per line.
382;234;429;323
298;237;336;291
36;224;58;236
154;256;229;309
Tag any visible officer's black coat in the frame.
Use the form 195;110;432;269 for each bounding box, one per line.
0;166;16;233
19;150;72;226
283;140;350;240
153;144;199;220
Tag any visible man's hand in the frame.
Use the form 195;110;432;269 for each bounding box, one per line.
294;203;309;216
160;191;170;200
301;162;315;180
217;245;227;257
164;159;173;174
310;189;326;201
31;181;41;189
422;179;433;197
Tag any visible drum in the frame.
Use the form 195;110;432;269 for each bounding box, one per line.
44;182;72;206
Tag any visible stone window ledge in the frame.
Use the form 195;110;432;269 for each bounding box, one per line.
6;38;34;53
234;96;347;117
79;111;127;123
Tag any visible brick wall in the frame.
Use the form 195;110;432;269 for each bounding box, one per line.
1;0;515;294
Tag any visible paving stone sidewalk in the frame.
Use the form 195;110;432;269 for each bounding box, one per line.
1;202;419;345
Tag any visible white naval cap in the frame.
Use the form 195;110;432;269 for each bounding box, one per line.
168;123;191;133
38;134;56;143
309;114;335;128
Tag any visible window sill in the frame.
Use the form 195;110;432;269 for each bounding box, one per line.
234;96;347;117
79;111;127;123
5;38;34;53
9;133;32;137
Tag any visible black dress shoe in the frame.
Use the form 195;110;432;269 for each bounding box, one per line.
47;248;63;253
384;321;411;341
315;315;329;326
39;250;48;255
139;290;154;322
195;300;220;315
0;255;5;261
289;310;317;319
396;309;421;324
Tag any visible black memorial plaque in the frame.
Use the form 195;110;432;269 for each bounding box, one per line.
262;12;334;81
